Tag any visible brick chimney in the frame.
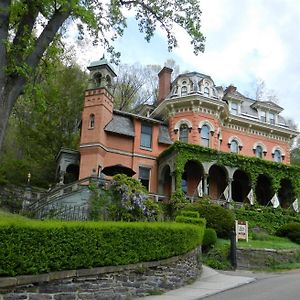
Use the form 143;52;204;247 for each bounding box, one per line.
158;67;173;104
224;85;237;94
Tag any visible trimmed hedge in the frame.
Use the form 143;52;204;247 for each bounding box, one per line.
175;215;206;226
180;211;200;218
184;203;235;238
0;219;204;276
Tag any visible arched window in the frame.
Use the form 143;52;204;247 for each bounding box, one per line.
231;102;238;115
181;86;187;96
179;124;189;143
106;75;111;88
89;114;95;129
181;81;188;96
255;145;263;158
201;124;210;147
273;149;282;162
94;73;102;87
230;140;239;153
204;87;209;97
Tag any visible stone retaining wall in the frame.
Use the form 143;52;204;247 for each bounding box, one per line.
236;247;300;269
0;247;202;300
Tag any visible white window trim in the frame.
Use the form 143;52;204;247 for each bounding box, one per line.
271;146;285;156
198;120;215;134
253;141;267;153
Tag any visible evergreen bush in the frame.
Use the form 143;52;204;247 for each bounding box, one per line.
276;222;300;244
202;228;217;250
0;219;204;276
235;206;300;234
185;203;235;238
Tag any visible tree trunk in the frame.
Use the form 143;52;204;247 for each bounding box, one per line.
0;94;11;152
0;78;25;152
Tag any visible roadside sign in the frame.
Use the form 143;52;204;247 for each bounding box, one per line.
235;220;248;242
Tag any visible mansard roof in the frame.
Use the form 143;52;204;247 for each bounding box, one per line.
165;71;224;101
104;110;172;143
104;113;135;137
225;88;287;126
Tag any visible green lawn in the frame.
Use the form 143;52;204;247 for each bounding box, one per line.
237;235;300;250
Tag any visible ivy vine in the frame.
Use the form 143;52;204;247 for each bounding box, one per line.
159;141;300;197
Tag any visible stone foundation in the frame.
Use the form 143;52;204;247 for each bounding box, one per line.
0;247;202;300
236;247;300;269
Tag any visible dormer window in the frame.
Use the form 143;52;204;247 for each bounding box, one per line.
181;81;188;96
269;112;275;124
260;111;266;122
89;114;95;129
231;102;238;115
204;87;209;97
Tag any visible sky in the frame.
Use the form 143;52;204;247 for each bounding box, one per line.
68;0;300;130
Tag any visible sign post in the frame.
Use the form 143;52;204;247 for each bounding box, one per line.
235;220;248;242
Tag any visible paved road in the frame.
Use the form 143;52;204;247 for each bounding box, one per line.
203;269;300;300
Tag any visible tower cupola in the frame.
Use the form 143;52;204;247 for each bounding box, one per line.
87;55;117;90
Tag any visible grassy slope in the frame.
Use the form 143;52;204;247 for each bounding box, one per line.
238;236;300;250
0;209;29;221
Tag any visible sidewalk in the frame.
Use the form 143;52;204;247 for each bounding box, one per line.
139;266;256;300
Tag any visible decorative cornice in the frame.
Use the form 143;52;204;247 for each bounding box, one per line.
80;143;157;161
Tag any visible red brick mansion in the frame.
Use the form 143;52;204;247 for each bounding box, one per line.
75;58;298;206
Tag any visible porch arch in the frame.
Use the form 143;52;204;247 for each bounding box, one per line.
182;160;204;197
208;164;228;200
159;165;172;197
64;164;79;184
232;170;251;203
278;178;295;208
255;174;273;206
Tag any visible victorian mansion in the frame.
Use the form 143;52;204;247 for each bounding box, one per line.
75;58;298;206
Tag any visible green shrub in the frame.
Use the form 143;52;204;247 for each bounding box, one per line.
0;219;204;276
185;203;235;238
175;215;206;226
202;241;231;270
180;211;200;218
251;231;270;241
202;228;217;250
161;191;188;220
276;222;300;244
235;206;300;234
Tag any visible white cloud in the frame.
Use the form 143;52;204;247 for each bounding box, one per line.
64;0;300;129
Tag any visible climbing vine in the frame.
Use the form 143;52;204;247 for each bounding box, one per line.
159;141;300;197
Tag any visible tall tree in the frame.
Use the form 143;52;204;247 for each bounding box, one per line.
0;0;205;152
252;78;279;103
0;59;88;187
112;59;180;112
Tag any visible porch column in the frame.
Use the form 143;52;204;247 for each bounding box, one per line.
203;173;209;195
228;177;233;202
171;171;176;193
